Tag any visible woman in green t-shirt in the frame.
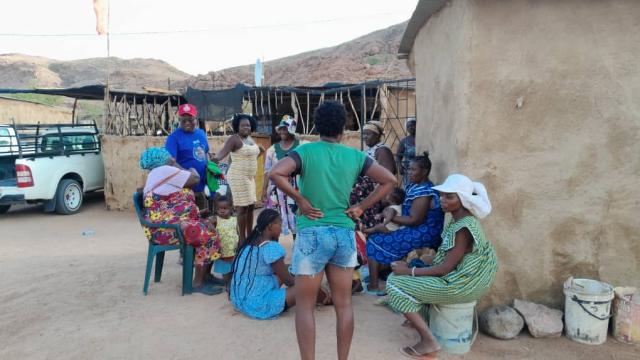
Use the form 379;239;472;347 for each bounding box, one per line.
270;101;396;360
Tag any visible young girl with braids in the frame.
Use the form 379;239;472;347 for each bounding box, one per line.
229;209;331;320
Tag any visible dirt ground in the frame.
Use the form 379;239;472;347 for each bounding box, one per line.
1;194;638;360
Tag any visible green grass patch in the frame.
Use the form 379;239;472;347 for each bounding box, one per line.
3;93;64;107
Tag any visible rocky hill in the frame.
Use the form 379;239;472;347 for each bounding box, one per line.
0;21;410;92
0;53;191;90
189;22;411;89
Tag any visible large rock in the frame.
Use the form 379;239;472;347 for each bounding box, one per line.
513;299;564;338
479;305;525;340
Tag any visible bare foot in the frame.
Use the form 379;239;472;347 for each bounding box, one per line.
352;280;364;293
366;282;382;291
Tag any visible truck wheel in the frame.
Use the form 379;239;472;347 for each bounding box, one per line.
0;205;10;214
55;179;83;215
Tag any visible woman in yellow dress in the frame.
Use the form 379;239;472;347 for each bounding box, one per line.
212;114;263;243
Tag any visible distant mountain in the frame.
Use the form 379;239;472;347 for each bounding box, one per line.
0;53;191;90
0;21;411;94
189;21;411;89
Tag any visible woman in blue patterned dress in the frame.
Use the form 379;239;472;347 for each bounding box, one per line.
230;209;331;320
365;152;444;293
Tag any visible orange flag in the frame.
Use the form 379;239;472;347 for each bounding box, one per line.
93;0;108;35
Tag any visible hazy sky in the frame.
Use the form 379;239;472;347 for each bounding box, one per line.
0;0;418;75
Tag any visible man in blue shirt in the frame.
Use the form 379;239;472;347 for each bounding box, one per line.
165;103;210;210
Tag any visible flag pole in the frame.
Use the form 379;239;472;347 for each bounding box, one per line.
103;0;111;132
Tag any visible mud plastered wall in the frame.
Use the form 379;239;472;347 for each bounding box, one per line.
103;131;363;211
0;98;72;124
412;0;640;306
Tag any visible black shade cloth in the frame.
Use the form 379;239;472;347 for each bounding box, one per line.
184;84;249;121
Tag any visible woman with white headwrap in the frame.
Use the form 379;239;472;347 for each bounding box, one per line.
350;120;398;293
349;120;397;229
262;115;306;237
385;174;498;359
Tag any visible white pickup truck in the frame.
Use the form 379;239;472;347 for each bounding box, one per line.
0;123;104;214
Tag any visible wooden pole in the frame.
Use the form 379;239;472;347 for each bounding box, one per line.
293;93;305;134
71;98;78;124
306;92;310;129
360;84;366;150
347;89;360;131
103;0;111;134
370;86;380;121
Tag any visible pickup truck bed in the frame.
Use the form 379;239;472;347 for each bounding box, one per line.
0;122;104;215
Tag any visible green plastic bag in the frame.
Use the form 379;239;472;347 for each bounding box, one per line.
206;161;224;194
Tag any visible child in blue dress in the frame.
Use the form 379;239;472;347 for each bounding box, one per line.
230;209;331;320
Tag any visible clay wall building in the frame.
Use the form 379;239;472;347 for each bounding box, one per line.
400;0;640;306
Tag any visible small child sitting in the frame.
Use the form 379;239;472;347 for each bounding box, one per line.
363;187;405;234
210;196;239;285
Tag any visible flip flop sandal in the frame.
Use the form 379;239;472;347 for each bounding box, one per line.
205;277;226;286
192;284;224;296
363;284;387;296
399;346;437;359
373;297;390;306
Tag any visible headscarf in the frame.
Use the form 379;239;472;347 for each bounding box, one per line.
276;115;298;135
433;174;492;219
139;147;171;170
363;120;384;135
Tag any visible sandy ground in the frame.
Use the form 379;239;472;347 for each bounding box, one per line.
1;194;639;360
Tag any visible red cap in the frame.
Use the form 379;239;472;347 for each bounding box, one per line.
178;104;198;117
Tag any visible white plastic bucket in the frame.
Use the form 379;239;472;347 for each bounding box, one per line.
427;301;477;354
563;277;614;345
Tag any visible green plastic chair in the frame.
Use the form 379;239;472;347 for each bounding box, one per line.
133;191;194;295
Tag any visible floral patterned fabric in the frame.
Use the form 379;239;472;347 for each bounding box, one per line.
216;216;239;259
143;188;221;266
349;175;383;229
264;140;302;235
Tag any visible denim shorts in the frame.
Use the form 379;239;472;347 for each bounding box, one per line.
290;226;357;276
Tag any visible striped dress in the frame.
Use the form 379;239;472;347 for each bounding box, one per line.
386;216;498;314
227;140;260;207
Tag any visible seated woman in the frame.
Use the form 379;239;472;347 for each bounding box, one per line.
365;152;444;294
386;174;498;359
139;147;222;296
229;209;331;320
